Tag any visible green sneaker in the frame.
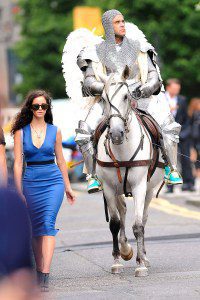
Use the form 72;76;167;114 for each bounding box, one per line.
164;166;183;185
87;177;103;194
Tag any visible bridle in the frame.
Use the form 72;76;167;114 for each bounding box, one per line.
104;81;132;138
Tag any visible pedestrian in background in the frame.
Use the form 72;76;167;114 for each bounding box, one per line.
0;127;8;187
11;90;76;292
164;78;195;192
188;98;200;178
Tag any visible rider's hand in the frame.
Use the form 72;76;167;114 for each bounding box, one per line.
139;84;152;98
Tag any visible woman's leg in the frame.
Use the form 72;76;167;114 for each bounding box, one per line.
41;236;55;273
32;237;43;271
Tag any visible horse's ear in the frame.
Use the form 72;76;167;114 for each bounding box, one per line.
122;65;130;80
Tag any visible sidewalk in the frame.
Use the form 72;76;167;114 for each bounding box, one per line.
160;177;200;207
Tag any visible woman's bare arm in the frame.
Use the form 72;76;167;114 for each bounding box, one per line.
0;145;8;187
13;130;23;195
55;129;75;204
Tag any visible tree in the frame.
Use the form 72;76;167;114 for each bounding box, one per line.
85;0;200;98
14;0;79;99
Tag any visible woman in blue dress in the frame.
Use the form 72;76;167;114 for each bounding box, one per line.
11;90;76;291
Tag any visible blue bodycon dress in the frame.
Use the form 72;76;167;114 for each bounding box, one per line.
22;123;64;237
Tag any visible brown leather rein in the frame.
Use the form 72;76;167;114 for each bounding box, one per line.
96;158;164;170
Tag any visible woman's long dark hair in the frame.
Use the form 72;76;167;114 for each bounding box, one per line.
11;90;53;135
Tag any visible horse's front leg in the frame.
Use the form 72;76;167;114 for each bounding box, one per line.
132;180;148;277
117;195;133;261
110;216;124;273
141;189;154;268
104;185;124;274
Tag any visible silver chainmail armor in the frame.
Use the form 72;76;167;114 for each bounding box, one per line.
96;9;140;73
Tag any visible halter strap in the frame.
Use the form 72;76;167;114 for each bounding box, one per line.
105;83;124;115
104;82;131;136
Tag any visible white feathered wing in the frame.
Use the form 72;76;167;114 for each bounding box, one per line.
125;22;153;50
62;28;103;106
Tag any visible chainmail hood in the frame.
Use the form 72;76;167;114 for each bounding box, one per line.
102;10;122;43
96;9;140;73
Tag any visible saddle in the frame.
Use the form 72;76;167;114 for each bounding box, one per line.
136;109;163;181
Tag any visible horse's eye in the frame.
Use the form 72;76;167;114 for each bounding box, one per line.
124;95;128;101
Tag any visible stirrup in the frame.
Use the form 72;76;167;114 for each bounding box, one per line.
164;166;183;185
87;176;103;194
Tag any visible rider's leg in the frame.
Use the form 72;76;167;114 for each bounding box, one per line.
161;115;183;184
75;101;104;193
145;95;183;185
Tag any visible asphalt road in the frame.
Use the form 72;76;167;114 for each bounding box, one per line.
46;181;200;300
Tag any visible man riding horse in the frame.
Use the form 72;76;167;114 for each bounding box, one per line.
74;9;183;193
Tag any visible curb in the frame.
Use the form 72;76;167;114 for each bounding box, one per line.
186;199;200;208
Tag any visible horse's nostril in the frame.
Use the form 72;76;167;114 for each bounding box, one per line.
121;131;124;137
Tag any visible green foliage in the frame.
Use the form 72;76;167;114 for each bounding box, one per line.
15;0;200;99
14;0;78;99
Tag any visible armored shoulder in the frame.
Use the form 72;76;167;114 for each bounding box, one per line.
139;40;163;87
77;46;100;72
77;49;88;71
139;42;159;69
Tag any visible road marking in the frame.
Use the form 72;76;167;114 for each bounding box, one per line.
150;198;200;221
74;190;200;221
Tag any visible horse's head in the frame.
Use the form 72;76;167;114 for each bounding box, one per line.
100;66;131;145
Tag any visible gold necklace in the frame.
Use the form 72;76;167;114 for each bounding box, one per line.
30;124;46;139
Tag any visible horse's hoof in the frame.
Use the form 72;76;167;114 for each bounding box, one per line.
144;259;150;268
120;245;133;261
111;263;124;274
135;266;148;277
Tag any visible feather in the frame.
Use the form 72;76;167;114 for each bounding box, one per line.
61;28;103;106
125;22;153;51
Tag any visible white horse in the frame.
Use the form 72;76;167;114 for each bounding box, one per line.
96;72;164;277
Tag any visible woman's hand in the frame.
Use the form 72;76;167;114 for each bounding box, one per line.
65;188;76;205
55;129;76;206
